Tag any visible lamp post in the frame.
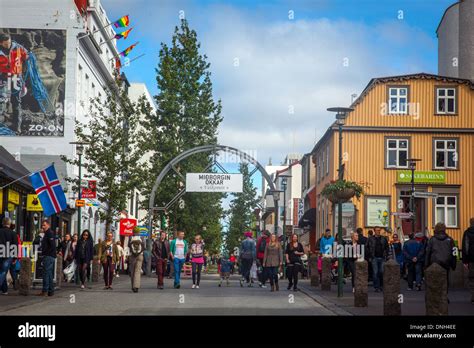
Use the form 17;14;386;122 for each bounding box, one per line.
408;158;421;234
327;107;353;298
271;190;283;237
70;141;88;236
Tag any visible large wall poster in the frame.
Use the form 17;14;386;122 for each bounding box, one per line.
0;28;66;136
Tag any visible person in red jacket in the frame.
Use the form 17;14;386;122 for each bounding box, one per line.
256;230;271;288
0;33;29;134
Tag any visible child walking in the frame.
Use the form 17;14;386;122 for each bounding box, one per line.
219;253;232;287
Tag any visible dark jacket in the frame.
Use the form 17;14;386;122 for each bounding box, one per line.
41;228;57;258
240;238;256;260
152;239;170;260
425;231;456;271
74;238;94;263
403;238;423;263
462;226;474;263
367;235;389;260
0;227;18;250
256;235;269;260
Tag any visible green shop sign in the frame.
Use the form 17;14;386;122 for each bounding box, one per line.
397;171;446;184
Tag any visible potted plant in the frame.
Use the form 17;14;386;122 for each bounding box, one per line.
321;180;364;203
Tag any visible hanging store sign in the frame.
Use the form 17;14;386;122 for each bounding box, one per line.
81;180;97;199
397;171;446;184
8;190;20;205
293;198;304;225
186;173;243;193
26;194;43;211
119;218;137;236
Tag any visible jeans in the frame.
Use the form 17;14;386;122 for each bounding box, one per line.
346;259;356;288
102;256;114;287
257;259;266;284
0;258;13;293
371;257;385;290
156;259;167;286
173;258;185;286
192;262;203;285
266;266;279;286
406;261;422;288
42;256;55;293
240;258;253;283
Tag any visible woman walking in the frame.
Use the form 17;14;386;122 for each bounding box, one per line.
98;232;119;290
190;234;205;289
263;233;282;291
128;227;145;293
285;234;304;291
75;230;94;290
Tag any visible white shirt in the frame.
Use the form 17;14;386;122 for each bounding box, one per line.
174;239;185;259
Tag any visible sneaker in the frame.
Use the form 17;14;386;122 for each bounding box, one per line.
407;287;413;291
1;292;8;295
196;285;199;289
116;274;120;278
261;285;267;288
287;285;292;290
192;284;196;289
352;287;355;293
239;279;243;287
176;284;180;289
218;283;222;287
416;285;422;291
293;287;299;292
80;285;85;289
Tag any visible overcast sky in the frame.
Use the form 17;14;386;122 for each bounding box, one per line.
102;0;453;171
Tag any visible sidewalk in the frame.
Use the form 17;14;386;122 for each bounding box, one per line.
298;278;474;315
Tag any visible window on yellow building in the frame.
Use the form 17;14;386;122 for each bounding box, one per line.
386;138;408;168
435;195;457;228
434;139;457;169
388;87;408;114
326;145;329;175
436;88;456;114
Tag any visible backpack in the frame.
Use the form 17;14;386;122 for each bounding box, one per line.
258;237;267;253
130;239;144;257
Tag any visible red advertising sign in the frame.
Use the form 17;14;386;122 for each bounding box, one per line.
119;218;137;236
81;180;97;199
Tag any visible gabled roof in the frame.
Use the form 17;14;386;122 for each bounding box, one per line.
350;72;474;109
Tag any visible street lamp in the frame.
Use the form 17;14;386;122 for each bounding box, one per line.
70;141;89;237
269;189;283;236
327;106;353;298
408;158;422;235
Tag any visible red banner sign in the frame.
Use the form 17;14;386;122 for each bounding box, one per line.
119;218;137;236
81;180;97;199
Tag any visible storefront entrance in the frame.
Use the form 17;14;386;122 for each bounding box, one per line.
399;190;426;235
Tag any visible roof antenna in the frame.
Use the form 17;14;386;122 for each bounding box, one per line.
268;157;272;165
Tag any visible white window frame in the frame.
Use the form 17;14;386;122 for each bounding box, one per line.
386;138;409;168
436;88;456;114
434;139;457;169
388;87;408;114
435;195;457;228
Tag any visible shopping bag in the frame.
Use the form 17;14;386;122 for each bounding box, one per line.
63;260;77;282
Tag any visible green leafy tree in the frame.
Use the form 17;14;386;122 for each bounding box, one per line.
225;163;259;253
63;80;152;232
142;19;223;249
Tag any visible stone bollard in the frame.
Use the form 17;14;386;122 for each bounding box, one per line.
321;256;332;291
18;258;32;296
92;256;100;283
425;263;448;315
383;259;401;315
55;256;62;289
354;259;368;307
309;254;320;287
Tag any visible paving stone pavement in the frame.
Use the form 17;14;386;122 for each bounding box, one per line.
0;273;336;316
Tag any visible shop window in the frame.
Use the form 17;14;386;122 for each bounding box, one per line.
388;87;408;114
386;138;409;168
435;195;457;228
436;87;456;114
434;139;457;169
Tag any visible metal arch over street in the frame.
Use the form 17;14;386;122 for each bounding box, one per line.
147;144;279;236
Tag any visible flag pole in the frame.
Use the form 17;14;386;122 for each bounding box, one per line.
122;53;146;66
109;41;139;60
92;14;129;35
0;162;55;190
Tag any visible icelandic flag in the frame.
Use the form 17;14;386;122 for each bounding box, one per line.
29;164;67;217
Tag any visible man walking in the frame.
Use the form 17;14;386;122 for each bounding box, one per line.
239;231;256;287
462;218;474;304
367;226;389;292
169;230;188;289
403;233;423;291
152;231;170;289
38;219;56;297
320;228;335;256
0;217;18;295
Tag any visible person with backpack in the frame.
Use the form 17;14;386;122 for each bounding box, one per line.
425;223;456;296
462;217;474;304
239;231;256;287
128;227;146;293
256;230;270;288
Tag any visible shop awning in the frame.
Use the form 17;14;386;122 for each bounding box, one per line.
298;208;316;229
0;146;33;189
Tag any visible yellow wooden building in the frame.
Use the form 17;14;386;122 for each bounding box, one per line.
312;73;474;245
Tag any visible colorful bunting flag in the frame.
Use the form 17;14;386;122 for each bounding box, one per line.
114;27;133;40
113;15;130;28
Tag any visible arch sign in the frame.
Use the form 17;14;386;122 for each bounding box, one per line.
186;173;243;192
